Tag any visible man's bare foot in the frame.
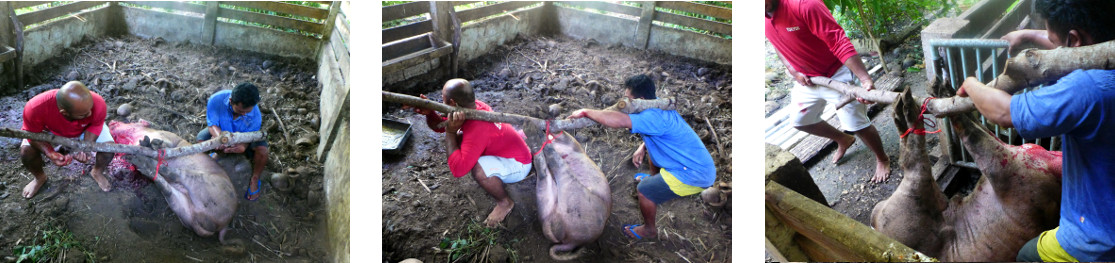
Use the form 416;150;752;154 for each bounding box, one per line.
484;200;515;227
871;160;891;183
90;168;112;192
832;135;856;164
22;177;47;198
623;225;658;239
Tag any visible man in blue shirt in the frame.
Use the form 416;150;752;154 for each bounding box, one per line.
199;82;268;201
568;74;716;240
958;0;1115;261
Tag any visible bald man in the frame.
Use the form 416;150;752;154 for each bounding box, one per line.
20;81;113;198
406;79;533;227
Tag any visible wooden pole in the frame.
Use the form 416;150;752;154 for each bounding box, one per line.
202;1;218;45
634;1;656;49
0;128;264;159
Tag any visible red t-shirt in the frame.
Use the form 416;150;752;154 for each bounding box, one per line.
765;0;858;78
429;100;532;178
22;89;108;138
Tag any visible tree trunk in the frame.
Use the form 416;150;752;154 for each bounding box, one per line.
0;128;265;159
811;40;1115;116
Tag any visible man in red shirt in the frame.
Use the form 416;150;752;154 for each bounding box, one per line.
408;79;533;227
765;0;891;182
20;81;114;198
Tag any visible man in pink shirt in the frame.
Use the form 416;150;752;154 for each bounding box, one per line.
765;0;891;182
408;79;533;227
20;81;115;198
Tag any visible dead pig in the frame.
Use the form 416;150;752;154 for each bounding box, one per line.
534;132;611;261
871;91;1062;261
108;120;238;241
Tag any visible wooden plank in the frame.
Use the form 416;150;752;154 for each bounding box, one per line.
456;1;538;22
124;1;206;14
11;1;52;10
383;34;433;62
203;2;219;45
450;1;483;8
0;46;15;63
383;19;432;44
656;1;731;20
17;1;105;26
557;1;640;16
653;10;730;35
320;1;340;41
383;44;453;75
634;1;656;49
222;1;329;20
382;1;430;22
330;27;349;82
219;6;324;33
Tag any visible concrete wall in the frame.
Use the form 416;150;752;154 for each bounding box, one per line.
553;6;639;48
22;6;115;67
323;117;349;263
120;6;203;44
458;6;546;63
553;5;732;65
119;6;319;59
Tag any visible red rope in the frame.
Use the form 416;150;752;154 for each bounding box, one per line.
154;149;165;181
901;97;943;138
533;121;555;156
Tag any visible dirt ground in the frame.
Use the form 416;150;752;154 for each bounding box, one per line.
0;36;328;262
382;36;732;262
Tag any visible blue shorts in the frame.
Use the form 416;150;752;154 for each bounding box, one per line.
638;173;682;204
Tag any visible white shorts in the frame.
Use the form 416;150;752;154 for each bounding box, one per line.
789;66;872;131
477;155;532;184
21;123;115;149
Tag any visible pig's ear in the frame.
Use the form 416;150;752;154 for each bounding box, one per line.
893;89;914;134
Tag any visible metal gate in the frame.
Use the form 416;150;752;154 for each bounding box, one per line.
928;38;1061;169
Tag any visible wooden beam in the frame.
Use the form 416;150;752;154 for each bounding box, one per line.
329;27;349;81
320;1;340;41
766;182;936;262
557;1;641;17
10;1;51;10
383;43;452;74
17;1;106;26
382;1;430;22
219;6;324;34
652;10;731;36
655;1;730;21
124;1;206;14
382;19;432;44
455;1;539;23
222;1;329;20
203;1;218;45
634;1;656;49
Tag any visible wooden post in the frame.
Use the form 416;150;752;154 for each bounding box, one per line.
320;1;340;42
634;1;656;49
429;1;454;79
202;1;219;45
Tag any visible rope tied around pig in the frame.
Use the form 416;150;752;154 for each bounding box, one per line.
154;149;166;180
900;97;942;138
533;120;556;156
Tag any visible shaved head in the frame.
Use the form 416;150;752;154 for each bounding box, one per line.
57;81;93;120
442;78;475;108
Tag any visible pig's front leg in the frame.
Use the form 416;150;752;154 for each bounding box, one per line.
534;147;563;244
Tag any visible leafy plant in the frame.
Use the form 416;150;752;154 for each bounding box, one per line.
12;225;97;263
437;221;516;263
826;0;942;71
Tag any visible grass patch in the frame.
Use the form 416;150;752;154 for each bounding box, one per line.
436;221;519;263
11;223;98;263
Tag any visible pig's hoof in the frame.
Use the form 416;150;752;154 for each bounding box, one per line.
220;239;246;256
549;244;587;261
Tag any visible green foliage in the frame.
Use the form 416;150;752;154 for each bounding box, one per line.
437;221;518;262
826;0;942;39
11;225;97;263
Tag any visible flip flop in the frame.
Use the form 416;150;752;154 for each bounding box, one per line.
244;179;261;201
633;173;650;181
623;224;643;240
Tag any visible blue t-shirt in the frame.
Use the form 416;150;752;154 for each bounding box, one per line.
629;108;716;188
206;90;262;133
1011;69;1115;261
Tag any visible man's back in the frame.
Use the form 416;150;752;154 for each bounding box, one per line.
1011;69;1115;261
629;108;716;188
764;0;857;78
445;100;532;177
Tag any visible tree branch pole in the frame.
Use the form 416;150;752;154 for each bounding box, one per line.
0;128;265;159
811;40;1115;116
381;91;677;133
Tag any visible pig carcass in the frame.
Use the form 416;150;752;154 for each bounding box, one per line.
534;131;612;261
109;120;238;240
871;91;1062;261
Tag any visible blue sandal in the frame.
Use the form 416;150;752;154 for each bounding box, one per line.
633;173;650;181
244;179;261;201
623;224;644;239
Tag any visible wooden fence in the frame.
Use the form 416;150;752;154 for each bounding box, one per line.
554;1;731;64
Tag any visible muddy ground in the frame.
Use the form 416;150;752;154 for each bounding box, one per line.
0;36;328;262
382;36;732;262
